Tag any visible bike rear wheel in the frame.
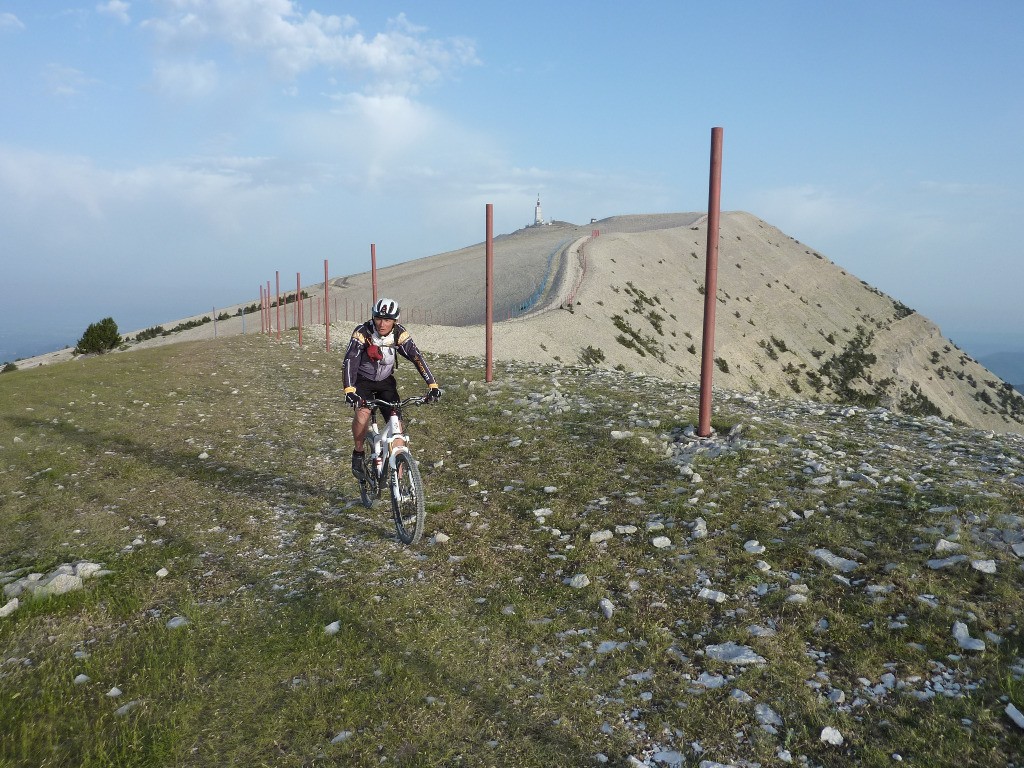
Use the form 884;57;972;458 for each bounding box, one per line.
390;452;425;545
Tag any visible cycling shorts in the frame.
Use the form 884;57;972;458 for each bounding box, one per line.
354;375;401;420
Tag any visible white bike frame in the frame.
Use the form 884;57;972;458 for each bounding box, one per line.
370;411;411;475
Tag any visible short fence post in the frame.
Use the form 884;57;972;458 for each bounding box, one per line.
324;259;330;353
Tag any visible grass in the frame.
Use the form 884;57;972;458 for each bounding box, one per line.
1;333;1023;766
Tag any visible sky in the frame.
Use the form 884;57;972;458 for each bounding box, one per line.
2;0;1023;363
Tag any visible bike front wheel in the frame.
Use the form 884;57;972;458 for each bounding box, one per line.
390;452;425;545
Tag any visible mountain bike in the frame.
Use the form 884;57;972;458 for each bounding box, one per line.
355;396;429;544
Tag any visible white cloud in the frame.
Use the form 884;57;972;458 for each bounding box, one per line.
97;1;131;25
0;12;25;31
142;1;477;94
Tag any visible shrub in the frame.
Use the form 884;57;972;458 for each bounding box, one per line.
578;346;606;367
715;357;729;373
1;362;17;374
76;317;121;355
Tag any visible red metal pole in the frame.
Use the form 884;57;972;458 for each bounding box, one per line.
485;203;494;383
324;260;330;353
275;271;281;341
297;272;303;347
371;243;378;305
266;281;272;335
698;127;724;437
259;286;265;334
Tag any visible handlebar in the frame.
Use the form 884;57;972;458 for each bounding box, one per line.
354;395;431;410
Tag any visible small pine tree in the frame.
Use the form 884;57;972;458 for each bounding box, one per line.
76;317;121;355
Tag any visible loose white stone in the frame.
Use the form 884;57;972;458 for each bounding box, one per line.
568;574;590;589
166;616;189;629
590;530;614;544
820;726;844;745
698;588;728;603
1012;542;1024;558
952;621;985;652
74;674;90;685
971;559;996;574
610;430;633;440
705;641;766;666
0;598;18;618
692;518;708;539
599;598;615;619
615;525;638;535
743;540;765;554
694;672;727;689
331;730;353;743
652;536;672;549
935;539;961;554
324;621;341;635
810;548;858;573
156;568;169;579
543;486;558;494
754;703;783;733
107;687;122;698
114;700;140;716
74;562;104;579
432;532;450;544
1007;703;1024;730
198;452;209;460
754;560;771;572
30;573;84;597
651;750;684;766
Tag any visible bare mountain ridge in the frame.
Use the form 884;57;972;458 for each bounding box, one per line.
376;211;1024;434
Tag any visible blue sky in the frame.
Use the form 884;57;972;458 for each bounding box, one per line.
2;0;1022;363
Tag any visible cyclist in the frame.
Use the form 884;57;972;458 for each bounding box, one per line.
343;297;441;479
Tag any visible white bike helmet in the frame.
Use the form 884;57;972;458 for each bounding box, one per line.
372;297;400;320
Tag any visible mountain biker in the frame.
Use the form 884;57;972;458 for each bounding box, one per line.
343;297;441;479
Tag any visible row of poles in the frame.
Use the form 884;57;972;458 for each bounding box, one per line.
250;128;723;436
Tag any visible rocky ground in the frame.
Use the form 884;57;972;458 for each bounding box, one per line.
3;335;1023;766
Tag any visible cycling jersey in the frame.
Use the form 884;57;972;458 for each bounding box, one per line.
342;320;437;392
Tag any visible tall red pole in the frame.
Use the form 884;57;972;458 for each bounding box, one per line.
371;243;378;305
698;127;724;437
324;259;330;353
296;272;303;347
266;280;272;335
275;271;281;341
485;203;494;383
259;286;265;334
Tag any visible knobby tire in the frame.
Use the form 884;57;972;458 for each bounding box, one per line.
391;452;425;545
